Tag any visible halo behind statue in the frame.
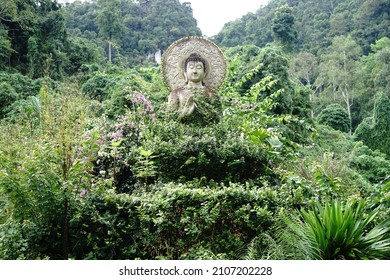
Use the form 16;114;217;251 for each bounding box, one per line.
161;36;226;91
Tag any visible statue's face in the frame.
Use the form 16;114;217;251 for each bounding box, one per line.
186;61;205;83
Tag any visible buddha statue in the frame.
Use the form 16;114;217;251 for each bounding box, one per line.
161;37;226;124
168;53;218;120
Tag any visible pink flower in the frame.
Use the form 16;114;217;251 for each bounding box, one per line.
111;130;123;139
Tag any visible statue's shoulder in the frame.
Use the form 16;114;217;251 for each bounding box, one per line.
170;87;185;98
172;87;186;94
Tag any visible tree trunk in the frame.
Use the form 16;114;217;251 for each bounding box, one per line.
108;33;112;63
342;52;352;135
63;195;69;259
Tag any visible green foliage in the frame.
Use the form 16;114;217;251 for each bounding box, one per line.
0;81;96;259
215;0;390;128
133;149;158;186
95;0;123;62
223;44;302;116
354;93;390;157
369;37;390;94
64;37;104;75
0;0;103;78
214;1;276;48
0;139;66;259
69;180;278;259
103;67;168;118
317;103;350;133
81;74;117;101
216;0;389;56
275;200;390;259
350;143;390;184
63;0;201;65
137;117;275;182
0;72;46;120
0;23;13;65
1;19;390;260
0;72;42;99
0;82;17;118
271;4;297;51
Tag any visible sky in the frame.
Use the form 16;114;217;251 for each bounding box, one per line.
59;0;271;36
184;0;271;36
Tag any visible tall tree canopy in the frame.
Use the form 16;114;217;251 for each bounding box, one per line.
63;0;201;65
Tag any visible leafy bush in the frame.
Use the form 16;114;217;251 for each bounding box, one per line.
4;96;41;128
354;93;390;157
317;103;350;133
351;143;390;184
81;74;117;101
0;82;17;117
70;180;279;260
0;73;56;120
139;117;275;182
0;83;97;259
0;72;42;99
104;68;168;118
95;75;301;188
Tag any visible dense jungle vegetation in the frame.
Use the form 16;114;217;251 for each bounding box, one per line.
0;0;389;260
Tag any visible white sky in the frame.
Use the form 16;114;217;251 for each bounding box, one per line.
59;0;271;36
184;0;271;36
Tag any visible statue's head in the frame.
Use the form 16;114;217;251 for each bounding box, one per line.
183;53;208;84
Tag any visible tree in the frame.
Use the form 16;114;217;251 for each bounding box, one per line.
64;0;201;65
355;0;390;53
316;35;362;134
271;4;297;52
96;0;123;63
0;23;13;65
370;37;390;94
289;51;319;117
139;0;201;51
0;0;72;78
29;6;68;78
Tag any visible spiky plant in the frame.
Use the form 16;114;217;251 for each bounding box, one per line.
277;200;390;259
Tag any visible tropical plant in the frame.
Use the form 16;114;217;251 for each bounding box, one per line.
275;200;390;259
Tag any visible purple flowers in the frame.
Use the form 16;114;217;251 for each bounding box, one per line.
110;130;123;139
127;92;155;122
129;92;153;112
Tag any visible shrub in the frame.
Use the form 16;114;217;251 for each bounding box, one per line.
140;117;273;182
317;103;350;133
0;82;17;117
351;143;390;184
81;74;117;101
0;72;42;99
69;180;279;259
0;83;96;259
354;93;390;157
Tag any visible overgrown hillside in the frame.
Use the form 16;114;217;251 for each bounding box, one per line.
0;0;201;76
0;0;389;260
62;0;201;65
215;0;390;55
216;0;390;133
